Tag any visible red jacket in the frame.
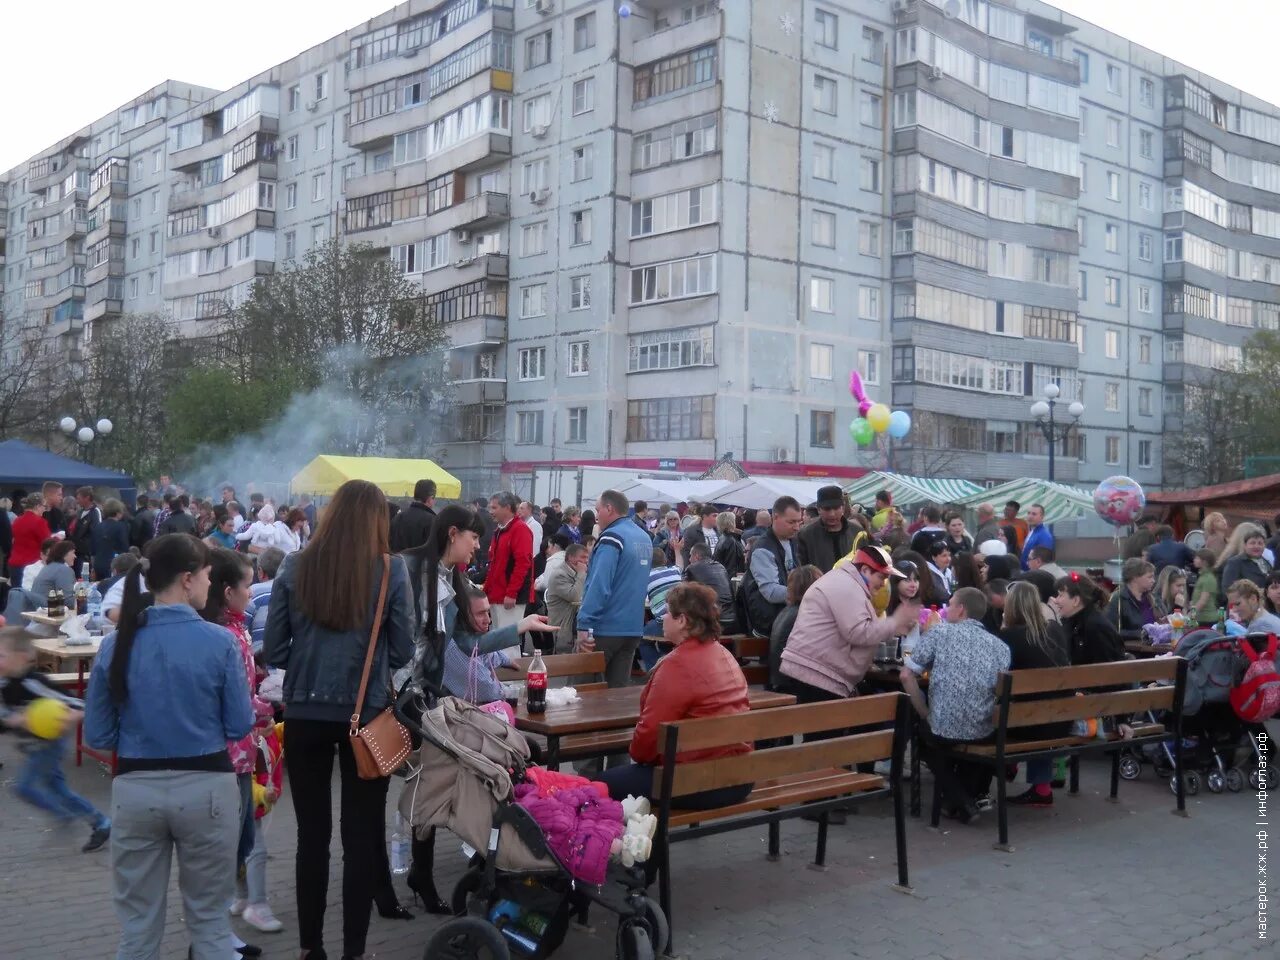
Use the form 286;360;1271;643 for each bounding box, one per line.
10;512;52;567
631;639;752;765
485;519;533;606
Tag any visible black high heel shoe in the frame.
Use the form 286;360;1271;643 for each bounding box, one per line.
405;872;450;915
376;899;415;920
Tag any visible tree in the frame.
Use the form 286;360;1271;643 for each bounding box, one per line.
1162;369;1254;488
218;240;452;456
0;319;62;440
164;366;276;466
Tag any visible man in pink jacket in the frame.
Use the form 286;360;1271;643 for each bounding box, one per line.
780;545;920;703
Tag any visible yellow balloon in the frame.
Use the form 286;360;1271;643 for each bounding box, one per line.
26;697;69;739
866;403;891;433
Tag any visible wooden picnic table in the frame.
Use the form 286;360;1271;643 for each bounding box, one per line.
514;684;795;767
30;635;110;770
1125;640;1176;658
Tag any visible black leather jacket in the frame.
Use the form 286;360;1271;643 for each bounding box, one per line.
263;552;415;724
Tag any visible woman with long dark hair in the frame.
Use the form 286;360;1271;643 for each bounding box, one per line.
83;535;253;960
399;504;558;911
1052;572;1125;665
263;479;415;960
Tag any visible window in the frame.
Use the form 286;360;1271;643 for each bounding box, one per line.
132;157;143;180
1139;77;1154;108
1105;435;1120;465
567;341;589;377
810;276;834;313
570;274;591;309
1106;116;1121;147
628;326;714;371
516;411;544;445
521;283;547;318
525;31;551;68
860;92;882;128
810;411;834;448
813;74;837;115
521;220;547;256
1100;330;1121;360
631;185;718;237
860;156;880;192
1104;382;1120;411
858;350;879;385
814;143;835;181
521;157;549;193
1074;49;1089;82
315;123;329;152
630;255;717;304
149;231;157;254
1106;63;1121;94
809;343;833;380
626;396;714;442
312;224;326;246
573;12;596;52
572;78;595;115
862;26;882;63
523;94;551;133
312;172;326;202
1138;440;1153;468
1138;285;1152;313
1105;223;1119;253
1138;232;1153;261
289;85;301;112
858;221;881;257
284;231;296;259
1138;387;1152;416
283;182;297;209
1105;275;1121;306
633;44;717;103
1078;270;1088;299
815;8;838;49
1139;129;1154;159
518;347;546;381
812;209;836;247
567;408;588;444
1106;171;1120;201
1138;180;1153;209
858;285;880;320
129;277;139;299
285;135;298;161
148;272;156;295
571;144;593;182
570;208;592;245
1079;161;1087;192
1139;335;1152;364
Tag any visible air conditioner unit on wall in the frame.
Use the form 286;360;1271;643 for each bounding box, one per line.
536;0;555;14
892;0;910;16
531;123;549;139
529;188;549;204
928;65;943;80
207;226;221;238
771;447;792;463
456;229;472;243
305;101;319;112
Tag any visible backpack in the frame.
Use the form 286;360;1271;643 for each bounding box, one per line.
1230;633;1280;723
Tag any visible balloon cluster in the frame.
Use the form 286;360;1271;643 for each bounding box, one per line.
848;371;911;446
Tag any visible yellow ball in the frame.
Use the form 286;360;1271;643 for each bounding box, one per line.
26;697;69;739
866;403;891;433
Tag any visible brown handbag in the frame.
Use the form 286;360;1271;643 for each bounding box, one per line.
349;555;413;779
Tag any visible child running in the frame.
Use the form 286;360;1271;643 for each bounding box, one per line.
0;626;111;851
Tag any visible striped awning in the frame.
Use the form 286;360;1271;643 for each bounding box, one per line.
843;472;982;509
953;478;1094;524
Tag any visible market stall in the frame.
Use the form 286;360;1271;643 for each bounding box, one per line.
952;477;1094;525
842;471;981;510
290;455;461;500
0;439;136;503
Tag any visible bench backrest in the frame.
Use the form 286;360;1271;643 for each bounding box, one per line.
651;693;907;798
498;651;606;680
733;635;769;660
995;657;1187;731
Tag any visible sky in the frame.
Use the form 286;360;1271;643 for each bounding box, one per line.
1;0;1278;174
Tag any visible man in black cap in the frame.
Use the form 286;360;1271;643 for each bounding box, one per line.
795;485;860;573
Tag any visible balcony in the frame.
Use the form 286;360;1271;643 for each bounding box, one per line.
450;378;506;406
453;191;509;230
626;7;721;69
87;177;128;211
84;291;123;323
448;312;506;348
437;252;508;288
85;213;127;248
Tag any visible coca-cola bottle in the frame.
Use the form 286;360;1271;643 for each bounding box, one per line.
526;649;548;714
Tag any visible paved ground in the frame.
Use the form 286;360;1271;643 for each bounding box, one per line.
1;740;1272;960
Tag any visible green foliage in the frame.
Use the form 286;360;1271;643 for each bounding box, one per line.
164;366;275;467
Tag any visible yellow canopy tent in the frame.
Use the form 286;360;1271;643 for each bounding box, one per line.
291;455;461;500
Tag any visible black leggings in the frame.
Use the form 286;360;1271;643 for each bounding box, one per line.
284;719;390;957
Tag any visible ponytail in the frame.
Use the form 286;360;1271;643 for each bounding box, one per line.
1053;571;1104;611
108;534;211;705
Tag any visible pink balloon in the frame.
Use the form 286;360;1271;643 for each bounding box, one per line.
849;370;866;402
858;399;872;416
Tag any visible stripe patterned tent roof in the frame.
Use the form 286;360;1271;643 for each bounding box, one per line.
842;472;982;508
953;478;1094;524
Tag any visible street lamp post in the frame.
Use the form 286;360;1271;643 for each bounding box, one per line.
58;416;114;462
1029;383;1084;482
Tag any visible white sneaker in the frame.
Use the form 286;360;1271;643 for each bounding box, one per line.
228;899;248;917
241;903;284;934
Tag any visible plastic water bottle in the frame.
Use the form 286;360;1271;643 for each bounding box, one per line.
86;583;103;628
390;813;410;876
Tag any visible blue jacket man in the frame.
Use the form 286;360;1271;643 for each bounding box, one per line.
576;489;653;687
1020;504;1055;571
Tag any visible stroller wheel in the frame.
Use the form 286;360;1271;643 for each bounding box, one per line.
1185;772;1201;796
1206;771;1225;794
632;897;669;957
424;917;510;960
1251;768;1263;790
616;921;655;960
1119;755;1142;781
1225;768;1245;793
451;865;486;917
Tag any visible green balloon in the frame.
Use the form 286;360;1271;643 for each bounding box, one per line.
850;417;875;446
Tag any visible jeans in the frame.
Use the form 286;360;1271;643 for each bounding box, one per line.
14;737;108;827
598;760;753;811
921;728;994;813
236;772;255;869
236;814;271;905
1026;756;1054;786
637;639;669;672
285;718;391;957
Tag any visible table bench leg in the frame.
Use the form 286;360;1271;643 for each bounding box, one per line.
810;813;829;870
767;820;781;861
909;722;922;817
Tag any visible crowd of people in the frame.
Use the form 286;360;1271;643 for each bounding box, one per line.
0;473;1274;959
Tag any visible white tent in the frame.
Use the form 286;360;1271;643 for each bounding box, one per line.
614;478;727;505
703;476;833;510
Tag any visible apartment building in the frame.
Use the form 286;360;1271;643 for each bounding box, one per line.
3;0;1280;495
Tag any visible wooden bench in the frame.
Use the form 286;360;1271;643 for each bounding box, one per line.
730;635;770;686
497;652;625;765
651;693;912;948
928;657;1190;850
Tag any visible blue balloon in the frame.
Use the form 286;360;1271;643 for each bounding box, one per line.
618;3;631;16
887;410;912;439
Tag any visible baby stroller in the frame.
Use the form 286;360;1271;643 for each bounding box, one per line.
393;680;668;960
1118;629;1267;795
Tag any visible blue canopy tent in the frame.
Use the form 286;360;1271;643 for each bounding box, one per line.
0;439;136;504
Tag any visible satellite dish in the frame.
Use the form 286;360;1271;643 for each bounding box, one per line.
942;0;961;18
